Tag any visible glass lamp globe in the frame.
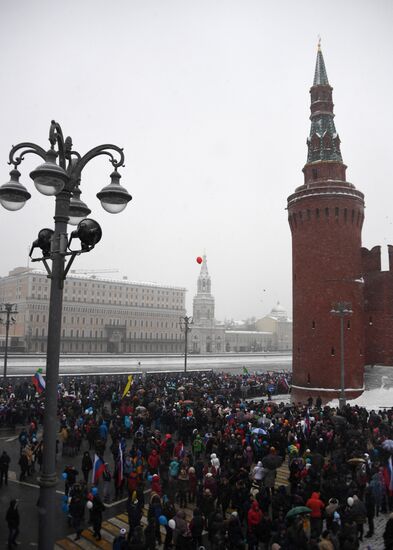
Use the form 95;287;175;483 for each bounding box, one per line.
96;170;132;214
30;149;68;196
68;196;91;226
0;169;31;211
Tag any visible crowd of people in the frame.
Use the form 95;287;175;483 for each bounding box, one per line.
2;368;393;549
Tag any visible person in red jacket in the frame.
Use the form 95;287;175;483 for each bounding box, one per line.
151;474;162;497
147;449;160;474
127;471;138;495
248;499;263;549
306;491;325;538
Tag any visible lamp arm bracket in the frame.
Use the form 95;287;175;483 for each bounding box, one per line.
63;252;78;280
49;121;67;169
73;144;125;178
42;259;52;278
8;142;47;168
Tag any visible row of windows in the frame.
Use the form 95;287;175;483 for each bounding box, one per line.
310;320;351;330
29;294;183;307
29;341;183;353
31;276;183;295
30;314;181;326
296;345;363;357
31;331;182;340
289;207;363;228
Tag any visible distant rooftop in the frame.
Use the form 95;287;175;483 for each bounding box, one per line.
5;267;187;292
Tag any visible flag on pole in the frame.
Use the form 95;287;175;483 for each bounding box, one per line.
303;408;311;436
280;376;290;391
389;456;393;492
117;442;124;485
243;366;249;376
92;454;106;485
32;368;46;393
122;375;133;399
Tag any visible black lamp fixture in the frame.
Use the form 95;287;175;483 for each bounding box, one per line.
29;228;54;260
69;218;102;252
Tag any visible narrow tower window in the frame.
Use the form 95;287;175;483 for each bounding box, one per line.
312;168;318;180
325;207;329;218
347;320;351;329
344;208;347;222
316;208;320;219
335;207;339;219
369;316;373;326
331;347;335;356
312;320;315;329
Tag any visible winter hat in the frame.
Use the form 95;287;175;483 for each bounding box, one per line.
347;497;354;507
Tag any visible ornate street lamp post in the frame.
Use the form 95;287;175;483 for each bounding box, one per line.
0;121;132;549
330;302;353;410
0;302;17;380
179;315;193;373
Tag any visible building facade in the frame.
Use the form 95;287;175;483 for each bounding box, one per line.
0;267;186;354
255;303;292;351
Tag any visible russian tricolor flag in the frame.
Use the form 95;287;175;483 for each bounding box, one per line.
92;454;105;485
32;369;46;393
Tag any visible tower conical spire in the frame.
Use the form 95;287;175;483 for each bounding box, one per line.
197;254;211;294
313;40;329;85
306;43;343;169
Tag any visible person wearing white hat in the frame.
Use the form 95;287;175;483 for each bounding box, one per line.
112;527;127;549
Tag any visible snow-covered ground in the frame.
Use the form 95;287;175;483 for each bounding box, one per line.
330;373;393;410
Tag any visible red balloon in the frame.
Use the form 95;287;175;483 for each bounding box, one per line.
196;256;203;264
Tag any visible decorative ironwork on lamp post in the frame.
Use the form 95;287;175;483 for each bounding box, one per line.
179;315;193;373
330;301;353;410
0;120;132;550
0;302;17;380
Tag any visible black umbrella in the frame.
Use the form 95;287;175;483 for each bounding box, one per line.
262;454;284;470
331;415;347;426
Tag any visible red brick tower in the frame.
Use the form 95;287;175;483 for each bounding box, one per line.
288;44;365;403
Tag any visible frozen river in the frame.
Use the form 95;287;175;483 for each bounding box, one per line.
5;352;291;377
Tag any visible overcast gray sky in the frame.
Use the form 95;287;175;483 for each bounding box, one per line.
0;0;392;321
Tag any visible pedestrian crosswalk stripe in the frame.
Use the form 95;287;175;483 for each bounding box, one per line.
81;529;112;549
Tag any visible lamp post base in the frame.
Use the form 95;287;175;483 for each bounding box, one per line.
338;397;346;410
